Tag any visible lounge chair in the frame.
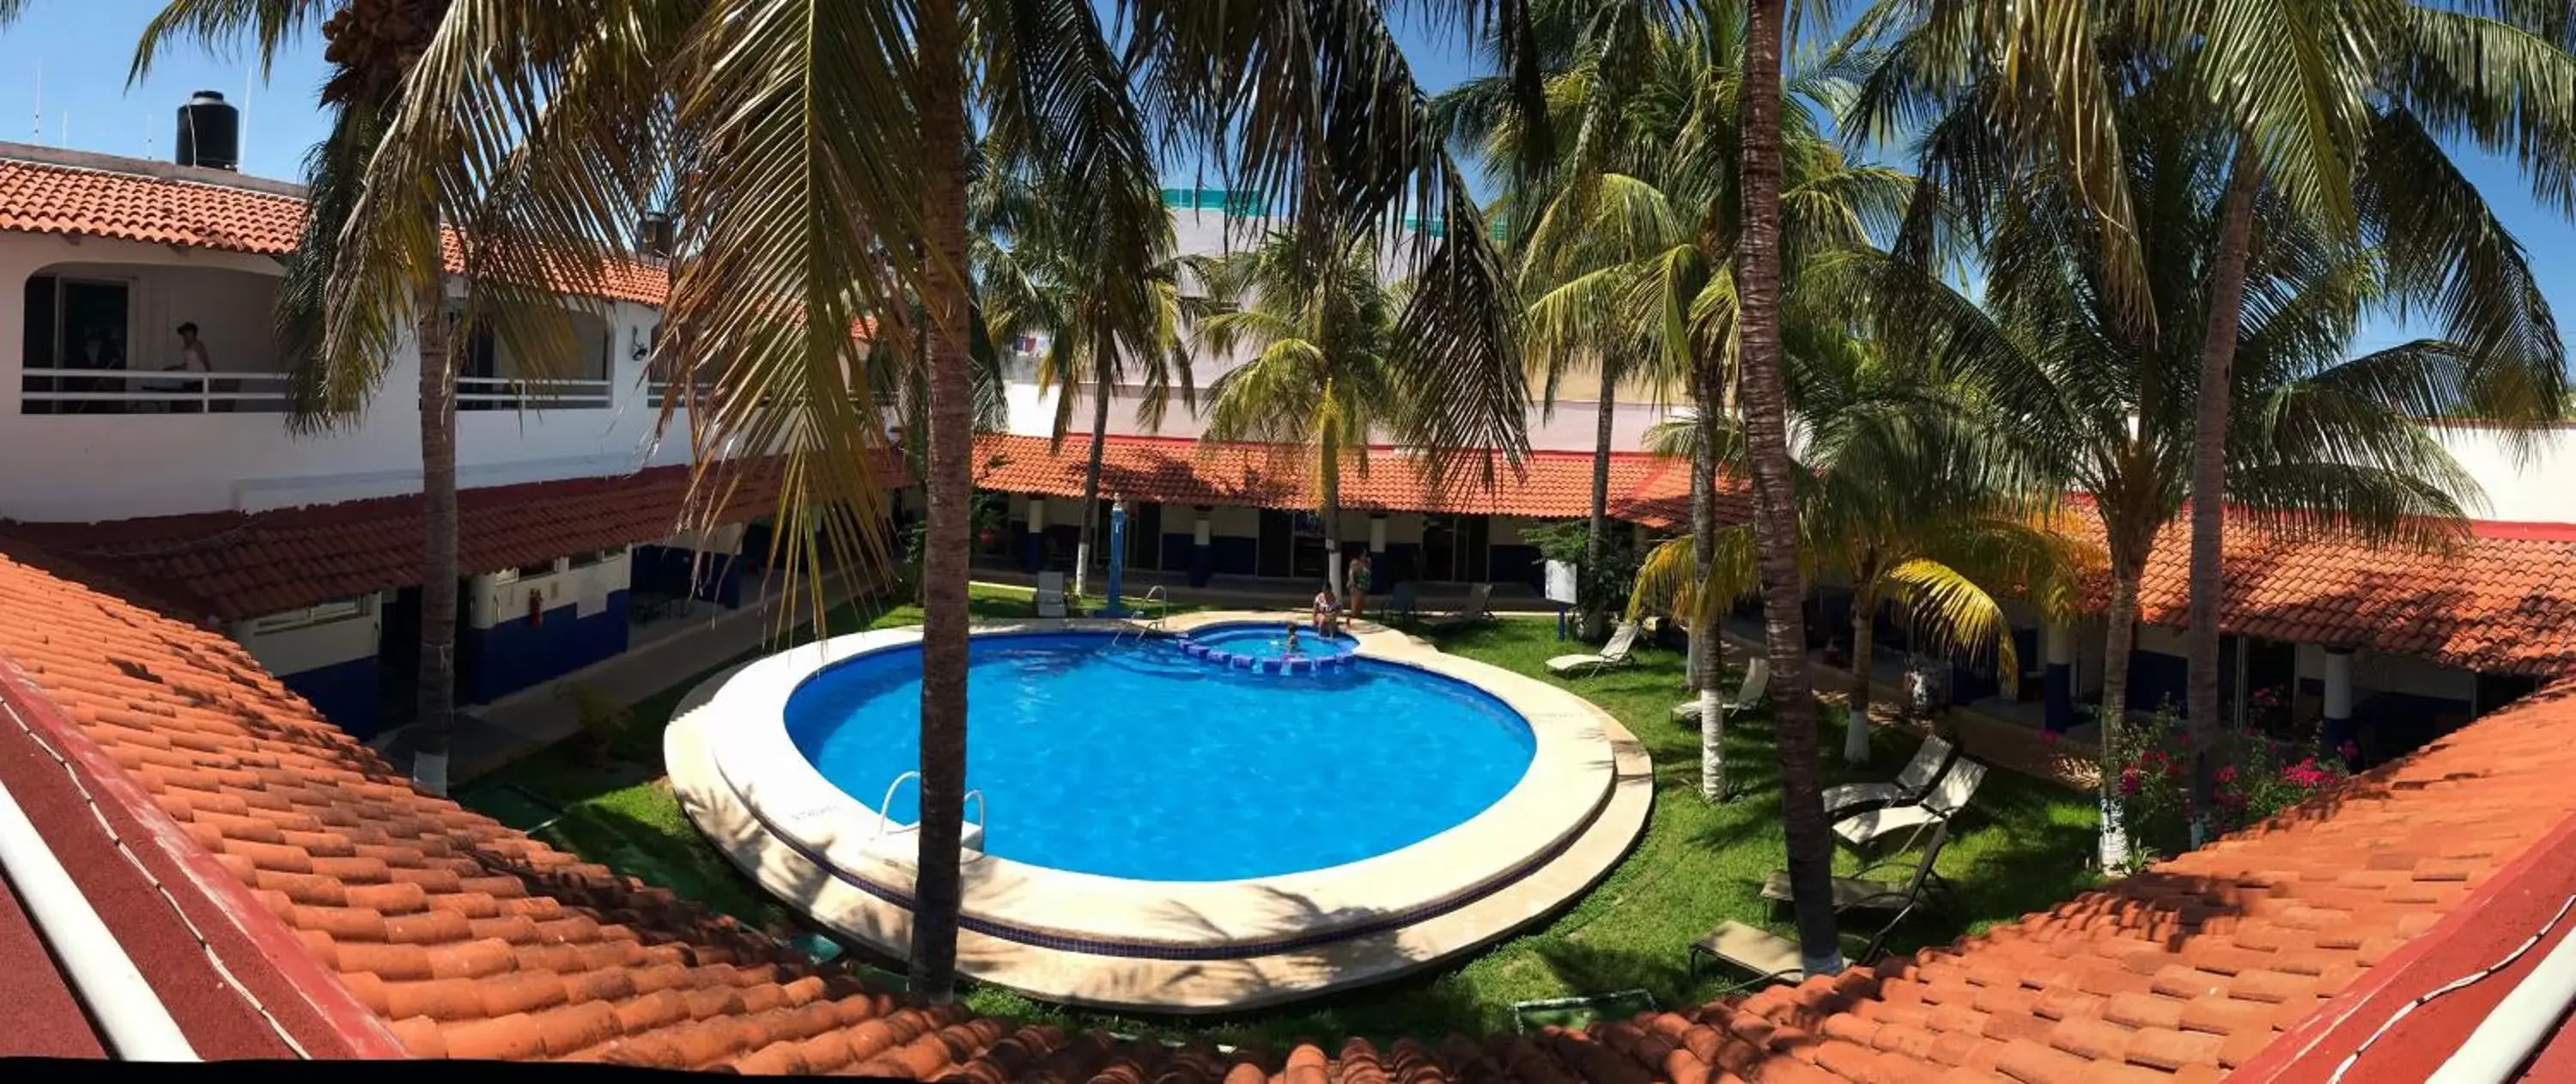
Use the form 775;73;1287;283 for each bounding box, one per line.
1761;819;1957;923
1035;570;1068;618
1691;830;1948;990
1422;583;1494;628
1820;734;1955;819
1674;656;1770;721
1546;621;1640;676
1833;758;1986;851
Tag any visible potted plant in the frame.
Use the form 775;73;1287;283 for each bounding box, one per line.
562;684;633;766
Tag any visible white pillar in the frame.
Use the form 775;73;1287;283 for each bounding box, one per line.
1193;514;1212;546
1368;515;1388;553
1026;497;1047;532
2324;648;2354;721
2044;623;2074;667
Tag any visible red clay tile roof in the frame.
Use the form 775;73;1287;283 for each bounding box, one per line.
0;463;807;623
0;155;670;307
2095;512;2576;678
6;531;2576;1075
972;433;1704;521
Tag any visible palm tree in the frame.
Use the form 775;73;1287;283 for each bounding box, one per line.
1188;230;1406;599
975;166;1192;599
1851;0;2576;855
130;0;649;795
325;0;1533;1000
1877;74;2567;868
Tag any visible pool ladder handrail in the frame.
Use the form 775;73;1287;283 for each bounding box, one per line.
1114;585;1170;646
870;771;987;861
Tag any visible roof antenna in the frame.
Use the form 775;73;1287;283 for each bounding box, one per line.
30;63;39;143
240;64;252;168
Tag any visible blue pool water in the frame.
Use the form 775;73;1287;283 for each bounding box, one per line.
784;632;1535;880
1187;621;1359;661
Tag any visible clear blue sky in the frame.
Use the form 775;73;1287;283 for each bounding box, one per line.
3;3;2567;354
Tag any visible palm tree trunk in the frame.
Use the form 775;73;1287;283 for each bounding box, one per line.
908;0;971;1003
2099;561;2142;870
1321;441;1345;603
410;287;458;797
2186;154;2262;843
1585;368;1615;635
1693;394;1725;802
1739;0;1842;976
1073;351;1112;600
1687;436;1716;694
1844;582;1875;764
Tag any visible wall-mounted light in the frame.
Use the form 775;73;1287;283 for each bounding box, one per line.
629;324;656;362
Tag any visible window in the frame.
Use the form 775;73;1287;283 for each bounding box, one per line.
246;595;374;635
21;274;132;414
516;558;564;581
567;547;623;569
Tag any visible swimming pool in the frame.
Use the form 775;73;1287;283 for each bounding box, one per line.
784;631;1531;880
673;611;1647;1011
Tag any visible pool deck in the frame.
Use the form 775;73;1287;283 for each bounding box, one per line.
665;610;1654;1012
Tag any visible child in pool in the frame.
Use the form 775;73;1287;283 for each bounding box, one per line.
1283;624;1304;658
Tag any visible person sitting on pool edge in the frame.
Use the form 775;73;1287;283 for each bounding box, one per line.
1312;585;1340;635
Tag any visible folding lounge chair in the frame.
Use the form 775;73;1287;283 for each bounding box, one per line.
1035;570;1068;618
1422;583;1494;628
1761;819;1958;923
1688;869;1929;992
1833;758;1986;851
1546;621;1641;676
1674;656;1771;721
1820;734;1955;819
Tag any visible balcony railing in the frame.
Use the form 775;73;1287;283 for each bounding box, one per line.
18;370;617;414
457;376;613;411
20;368;295;414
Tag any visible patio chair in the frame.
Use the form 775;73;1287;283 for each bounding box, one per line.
1388;581;1421;623
1820;734;1956;819
1760;819;1958;923
1422;583;1494;628
1689;845;1938;991
1833;758;1986;851
1035;570;1068;618
1546;621;1641;676
1674;656;1770;721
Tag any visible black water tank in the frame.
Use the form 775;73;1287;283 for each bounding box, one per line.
175;91;239;171
639;210;676;259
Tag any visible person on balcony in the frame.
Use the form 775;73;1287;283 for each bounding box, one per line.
143;323;211;412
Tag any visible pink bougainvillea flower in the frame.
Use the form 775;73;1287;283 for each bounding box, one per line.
2120;768;2142;795
2215;765;2238;784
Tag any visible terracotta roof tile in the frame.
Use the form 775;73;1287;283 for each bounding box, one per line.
0;458;902;622
7;466;2576;1075
971;433;1716;524
0;155;669;306
2081;509;2576;676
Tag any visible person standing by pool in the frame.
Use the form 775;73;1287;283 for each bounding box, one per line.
1347;551;1374;621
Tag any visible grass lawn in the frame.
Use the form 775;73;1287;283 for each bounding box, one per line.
461;600;2100;1045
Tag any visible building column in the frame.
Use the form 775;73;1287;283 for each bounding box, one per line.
1368;513;1388;553
2044;621;2076;734
1188;506;1213;588
2323;646;2357;766
1024;497;1046;572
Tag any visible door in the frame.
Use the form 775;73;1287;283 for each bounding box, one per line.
1257;509;1294;577
1127;502;1162;571
1421;515;1458;582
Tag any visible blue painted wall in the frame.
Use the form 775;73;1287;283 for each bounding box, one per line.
1159;533;1197;573
2128;648;2188;716
1211;536;1260;576
461;591;631;704
1489;543;1543;589
281;655;382;740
